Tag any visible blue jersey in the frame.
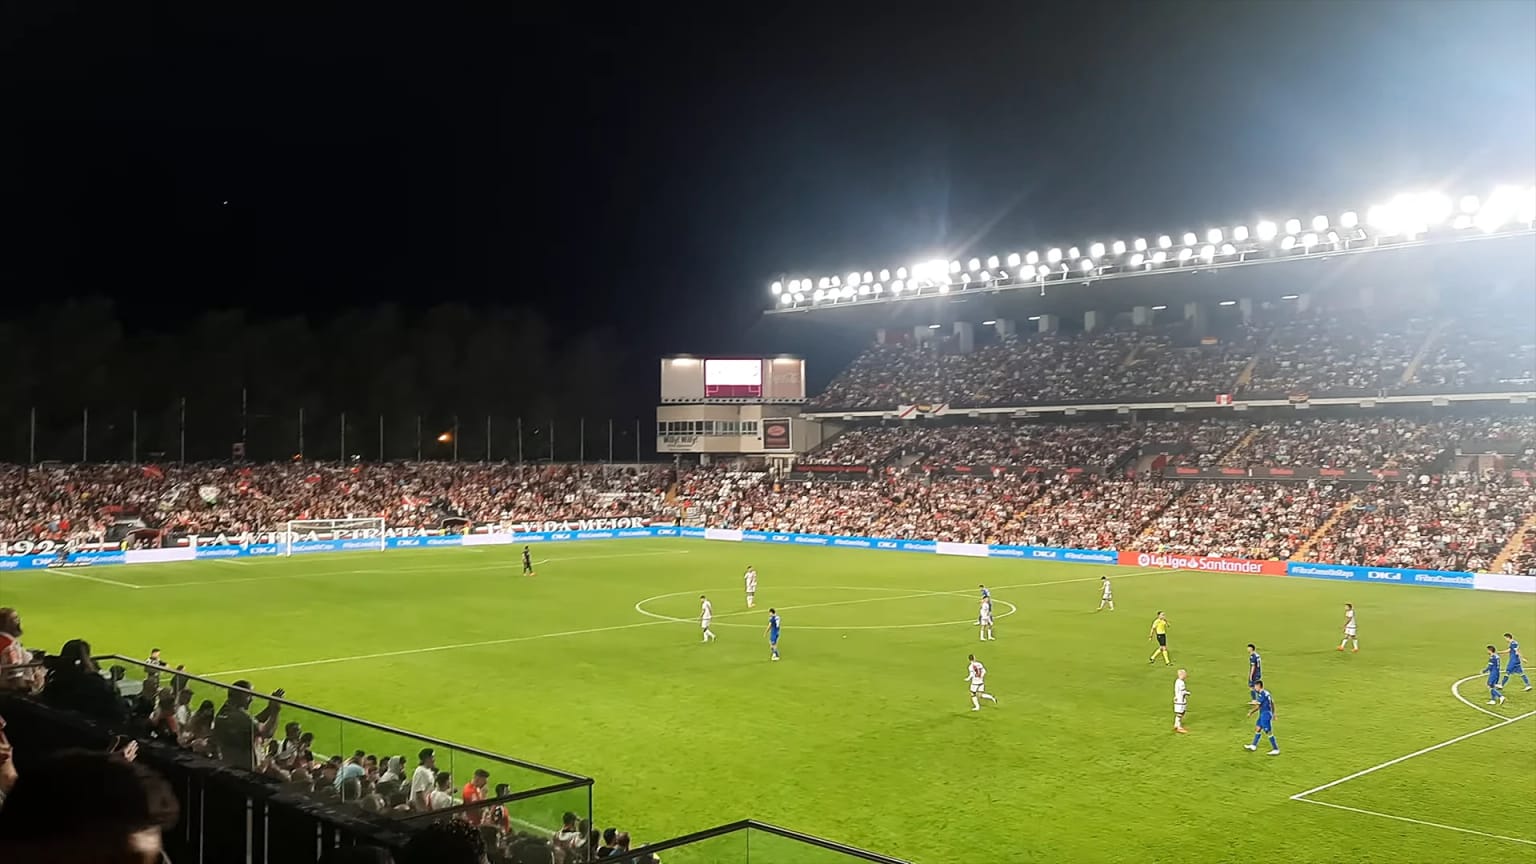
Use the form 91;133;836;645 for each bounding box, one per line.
768;615;781;640
1254;689;1274;718
1249;652;1262;682
980;588;990;600
1508;640;1524;670
1487;654;1503;682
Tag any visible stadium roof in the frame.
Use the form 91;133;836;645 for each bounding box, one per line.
764;186;1536;317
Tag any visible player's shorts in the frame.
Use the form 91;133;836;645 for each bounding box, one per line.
1156;633;1167;647
701;619;712;630
746;591;755;599
1508;664;1524;674
1489;677;1502;688
1255;714;1273;733
1174;705;1186;716
1344;626;1356;637
1102;593;1113;601
969;682;985;694
979;615;994;626
768;632;779;644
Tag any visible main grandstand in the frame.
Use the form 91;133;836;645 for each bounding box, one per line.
2;187;1534;864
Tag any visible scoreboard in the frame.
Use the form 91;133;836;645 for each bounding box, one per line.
660;356;805;403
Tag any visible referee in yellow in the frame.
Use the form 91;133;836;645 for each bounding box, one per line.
1148;611;1171;665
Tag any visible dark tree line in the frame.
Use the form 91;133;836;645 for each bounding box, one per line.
0;299;653;464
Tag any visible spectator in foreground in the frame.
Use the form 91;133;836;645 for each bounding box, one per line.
0;749;179;864
0;608;44;694
213;680;284;771
398;819;489;864
410;748;438;811
41;639;127;725
461;768;490;824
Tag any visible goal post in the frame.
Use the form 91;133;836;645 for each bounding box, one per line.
282;518;388;556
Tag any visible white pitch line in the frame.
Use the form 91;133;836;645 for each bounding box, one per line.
1290;709;1536;801
1292;798;1536;847
49;569;143;589
1451;674;1516;721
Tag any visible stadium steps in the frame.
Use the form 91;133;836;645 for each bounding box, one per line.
1218;427;1263;466
1490;513;1536;573
1233;353;1261;390
1398;319;1449;386
1290;496;1359;561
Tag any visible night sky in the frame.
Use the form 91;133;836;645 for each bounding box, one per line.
3;2;1533;395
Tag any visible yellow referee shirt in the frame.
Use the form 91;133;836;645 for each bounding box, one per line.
1151;617;1168;636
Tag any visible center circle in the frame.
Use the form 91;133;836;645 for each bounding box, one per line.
633;586;1018;631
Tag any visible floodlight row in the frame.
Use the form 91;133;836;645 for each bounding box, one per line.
768;186;1536;307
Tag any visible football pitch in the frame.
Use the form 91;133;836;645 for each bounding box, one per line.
6;539;1535;863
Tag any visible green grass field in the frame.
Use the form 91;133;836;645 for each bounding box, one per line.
5;539;1535;863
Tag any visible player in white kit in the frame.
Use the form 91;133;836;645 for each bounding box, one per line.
744;566;758;609
699;595;716;643
1096;576;1114;611
978;597;995;641
965;654;998;711
1173;668;1190;733
1337;603;1358;653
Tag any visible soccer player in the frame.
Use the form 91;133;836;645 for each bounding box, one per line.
1173;669;1190;733
765;609;781;661
744;566;758;609
1500;632;1532;691
1486;645;1506;705
979;584;990;601
522;545;535;576
1244;680;1279;755
965;654;998;711
1337;603;1358;652
699;595;716;643
1148;612;1171;665
978;596;995;641
1096;576;1114;612
1247;643;1262;698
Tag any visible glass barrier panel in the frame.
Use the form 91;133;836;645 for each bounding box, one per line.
397;780;594;863
601;823;910;864
601;829;750;864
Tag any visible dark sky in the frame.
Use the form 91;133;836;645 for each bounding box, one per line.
3;1;1534;368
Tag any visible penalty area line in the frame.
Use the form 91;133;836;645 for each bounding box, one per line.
1291;799;1536;847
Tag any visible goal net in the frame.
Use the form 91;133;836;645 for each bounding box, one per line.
282;518;387;556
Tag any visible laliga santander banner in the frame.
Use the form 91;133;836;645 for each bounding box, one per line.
1120;551;1288;576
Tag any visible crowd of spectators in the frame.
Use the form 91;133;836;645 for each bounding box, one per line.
1133;481;1352;560
1222;417;1489;471
1410;310;1536;394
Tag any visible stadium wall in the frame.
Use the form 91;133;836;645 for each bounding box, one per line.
3;525;1530;594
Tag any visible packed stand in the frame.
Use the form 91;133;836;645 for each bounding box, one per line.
1235;311;1436;398
1409;309;1536;394
1299;475;1536;571
1134;481;1352;560
798;426;926;465
1223;418;1449;471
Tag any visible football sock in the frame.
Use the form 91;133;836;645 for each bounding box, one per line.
1251;733;1263;747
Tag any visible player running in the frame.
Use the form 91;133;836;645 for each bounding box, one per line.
1500;632;1531;691
978;596;995;641
1096;576;1114;612
965;654;998;711
1486;645;1507;705
1247;643;1262;698
1244;680;1279;755
521;545;535;576
1148;612;1171;665
699;595;716;643
765;609;781;661
744;566;758;609
1173;669;1190;733
1337;603;1358;652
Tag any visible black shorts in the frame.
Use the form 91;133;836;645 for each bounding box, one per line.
1156;633;1167;647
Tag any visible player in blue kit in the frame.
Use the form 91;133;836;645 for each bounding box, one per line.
765;609;781;661
1247;644;1262;698
1486;645;1507;705
1500;632;1532;691
1244;680;1279;755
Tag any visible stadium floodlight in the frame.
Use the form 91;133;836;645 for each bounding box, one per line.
872;282;883;294
982;319;996;325
831;275;842;287
1280;235;1297;251
1158;235;1173;249
1181;232;1196;247
1460;195;1481;214
879;268;890;282
1284;218;1301;235
996;269;1008;279
847;271;861;286
1177;247;1193;262
1134;237;1148;252
1080;259;1094;272
1027;315;1041;321
1219;300;1237;306
896;266;909;280
1068;246;1080;260
979;269;992;281
1111;240;1126;256
1281;294;1299;300
1474;185;1519;232
771;281;783;295
1047;247;1063;264
1367;204;1396;234
1151;250;1167;265
844;285;857;298
1152;304;1168;310
968;257;981;272
1340;210;1358;229
1036;264;1051;278
1302;231;1318;248
939;283;950;294
949;259;963;274
862;271;874;284
813;289;825;301
1026;250;1040;266
1006;252;1021;267
960;273;971;284
1206;228;1222;244
1326;230;1340;245
1220;243;1236;256
779;293;792;305
1199;244;1215;261
1452;214;1473;230
1311;215;1328;231
928;323;941;329
891;279;904;293
1089;242;1105;259
1256;220;1278;242
986;255;1000;269
793;292;805;303
1129;252;1145;268
858;284;871;296
1232;225;1250;242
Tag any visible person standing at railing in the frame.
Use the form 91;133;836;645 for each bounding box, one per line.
214;680;284;771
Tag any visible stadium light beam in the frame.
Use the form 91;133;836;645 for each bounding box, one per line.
1256;220;1277;242
986;255;1000;270
1134;237;1148;252
1177;247;1193;262
1233;225;1249;242
770;280;783;295
1206;228;1222;244
1128;252;1145;267
1089;242;1105;259
968;257;981;272
1340;210;1358;229
1181;232;1196;247
1111;240;1126;256
1158;235;1173;249
1284;218;1302;235
1025;250;1040;266
1047;247;1063;264
1199;244;1215;261
1006;252;1021;268
1311;215;1328;231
